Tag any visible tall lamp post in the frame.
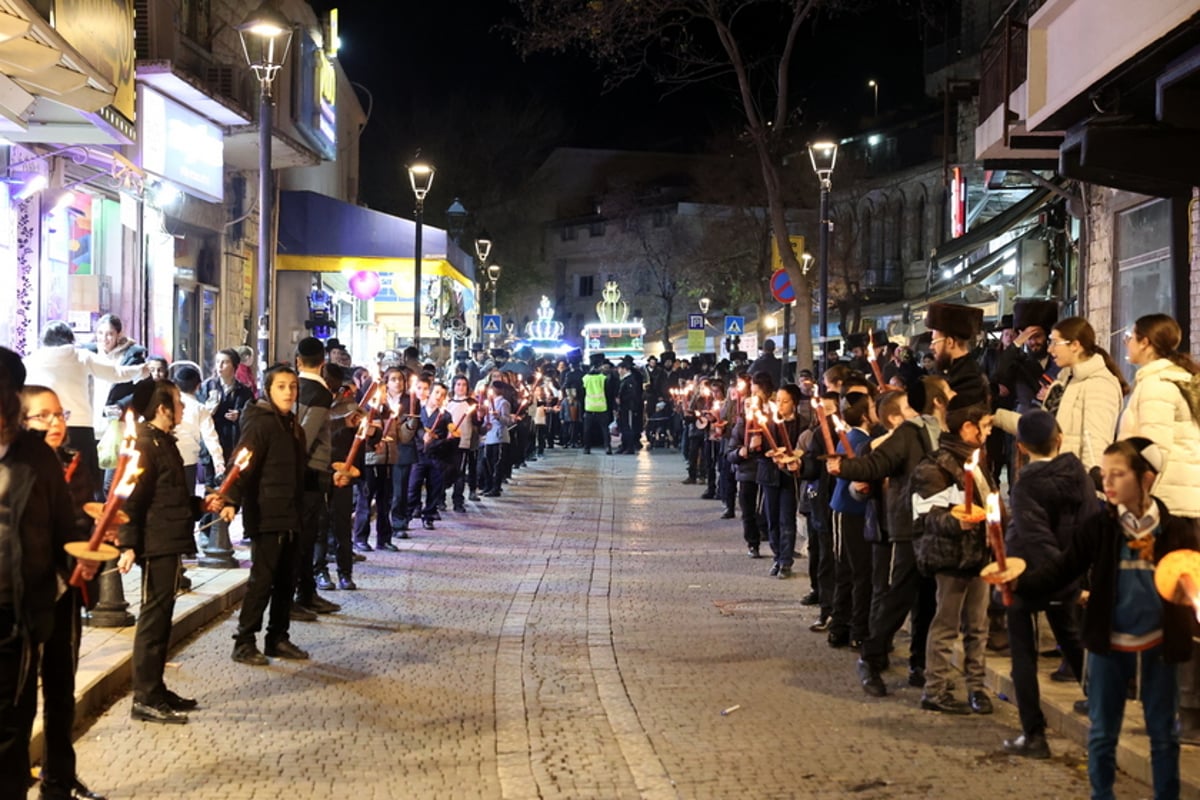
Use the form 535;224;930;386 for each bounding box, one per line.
486;263;501;346
868;79;879;117
474;231;492;346
408;160;435;350
808;140;838;376
237;0;293;369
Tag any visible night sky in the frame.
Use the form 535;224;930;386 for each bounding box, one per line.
310;0;930;221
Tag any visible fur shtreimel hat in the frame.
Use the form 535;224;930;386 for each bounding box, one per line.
1012;299;1059;333
925;303;983;341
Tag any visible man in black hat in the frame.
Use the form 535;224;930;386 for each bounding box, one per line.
748;340;782;387
616;358;642;453
293;338;340;617
580;353;612;454
925;302;989;407
994;299;1059;415
844;333;871;376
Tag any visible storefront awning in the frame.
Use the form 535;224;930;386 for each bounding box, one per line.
277;190;474;284
0;0;120;142
929;185;1053;268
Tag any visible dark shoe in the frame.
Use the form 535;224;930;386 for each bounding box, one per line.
395;530;410;539
307;594;341;614
423;519;435;530
908;667;926;688
454;505;466;512
857;659;887;697
1003;733;1051;759
747;546;761;559
800;590;819;606
605;449;613;455
352;551;367;563
1073;699;1089;715
920;694;972;715
720;510;736;519
377;542;400;552
352;541;373;552
700;492;716;499
232;642;269;666
1049;660;1076;682
778;567;793;579
849;638;863;650
469;493;481;502
809;615;831;632
338;575;358;590
395;519;411;531
431;510;443;521
289;605;318;621
680;477;697;484
827;632;851;649
265;639;309;660
41;777;108;800
132;701;188;724
968;690;994;715
768;562;781;577
163;689;198;711
315;571;336;592
583;449;591;454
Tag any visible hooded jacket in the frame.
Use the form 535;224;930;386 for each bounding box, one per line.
1005;452;1100;609
118;423;199;559
296;372;334;482
23;345;146;430
1118;357;1200;518
910;432;995;577
222;400;305;535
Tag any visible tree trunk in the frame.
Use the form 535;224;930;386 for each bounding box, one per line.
661;294;674;350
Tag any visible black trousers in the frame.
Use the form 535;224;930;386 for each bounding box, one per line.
1008;599;1084;736
41;589;82;785
830;511;873;641
584;411;609;452
0;609;38;796
296;487;327;602
812;508;835;617
316;481;354;577
481;443;503;493
67;426;102;501
389;463;413;529
408;456;445;521
132;554;180;705
737;480;764;547
861;541;937;672
353;464;392;546
452;449;477;506
236;531;297;647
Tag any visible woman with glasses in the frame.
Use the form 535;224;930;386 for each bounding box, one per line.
1119;314;1200;523
1038;316;1127;474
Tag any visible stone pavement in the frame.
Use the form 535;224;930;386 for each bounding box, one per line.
33;447;1182;798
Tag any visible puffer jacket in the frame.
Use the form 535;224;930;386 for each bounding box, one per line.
23;345;145;430
1118;358;1200;518
297;373;334;477
1005;452;1100;609
0;430;80;642
1050;353;1124;471
223;400;305;535
118;423;198;559
726;417;762;483
911;433;995;577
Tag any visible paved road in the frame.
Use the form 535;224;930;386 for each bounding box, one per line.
59;448;1144;799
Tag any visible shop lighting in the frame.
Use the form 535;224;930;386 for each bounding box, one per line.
14;173;47;201
153;182;181;208
48;190;75;214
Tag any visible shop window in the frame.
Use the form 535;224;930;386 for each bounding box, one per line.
1112;198;1173;382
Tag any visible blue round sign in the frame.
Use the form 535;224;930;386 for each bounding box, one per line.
770;269;795;304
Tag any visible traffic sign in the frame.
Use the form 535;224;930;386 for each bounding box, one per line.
770;269;795;304
688;314;705;331
770;234;807;270
724;316;745;336
482;314;502;335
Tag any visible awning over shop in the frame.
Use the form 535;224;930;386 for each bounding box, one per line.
0;0;123;143
277;190;474;285
929;185;1053;268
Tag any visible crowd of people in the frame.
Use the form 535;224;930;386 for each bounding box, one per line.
2;299;1199;799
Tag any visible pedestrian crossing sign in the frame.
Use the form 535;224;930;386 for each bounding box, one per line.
724;316;744;336
482;314;502;335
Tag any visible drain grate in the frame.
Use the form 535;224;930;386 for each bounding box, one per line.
713;598;809;617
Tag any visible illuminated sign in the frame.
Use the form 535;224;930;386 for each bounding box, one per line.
294;32;337;160
139;87;224;202
951;167;966;238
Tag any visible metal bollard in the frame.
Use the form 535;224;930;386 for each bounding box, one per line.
86;556;135;628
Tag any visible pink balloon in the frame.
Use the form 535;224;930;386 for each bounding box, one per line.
349;270;381;300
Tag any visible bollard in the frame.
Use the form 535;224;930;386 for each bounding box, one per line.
198;516;239;569
86;557;135;628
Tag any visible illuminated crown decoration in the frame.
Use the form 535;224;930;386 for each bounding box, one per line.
526;295;564;340
596;281;629;324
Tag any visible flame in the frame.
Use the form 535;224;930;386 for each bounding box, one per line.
231;447;252;473
867;345;878;363
986;492;1001;525
831;413;850;433
355;414;371;439
121;409;138;446
967;448;980;472
112;450;142;499
811;396;821;410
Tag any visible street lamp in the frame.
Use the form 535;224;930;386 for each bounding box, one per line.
698;297;711;315
237;0;293;368
408;160;435;350
808;140;838;376
474;231;493;346
487;263;502;313
868;79;879;117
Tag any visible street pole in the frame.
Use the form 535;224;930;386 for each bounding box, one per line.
413;199;424;350
256;85;273;370
818;179;831;377
782;302;790;380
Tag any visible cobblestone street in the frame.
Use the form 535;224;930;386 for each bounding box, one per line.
56;448;1145;799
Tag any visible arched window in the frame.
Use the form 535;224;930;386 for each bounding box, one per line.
915;195;927;261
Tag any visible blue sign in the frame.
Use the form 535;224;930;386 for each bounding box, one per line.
688;314;705;331
482;315;502;335
139;87;224;202
294;32;337;161
770;269;795;304
724;316;745;336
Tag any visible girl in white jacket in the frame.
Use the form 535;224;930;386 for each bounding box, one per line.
1043;316;1127;472
1120;313;1200;520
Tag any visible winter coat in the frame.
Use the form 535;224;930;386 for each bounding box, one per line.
198;377;254;461
1021;497;1197;663
415;404;459;462
726;417;763;483
118;423;199;559
0;430;80;643
799;426;836;533
831;428;871;515
1118;358;1200;518
1005;452;1100;609
23;344;146;430
446;397;477;450
747;353;782;387
943;352;990;408
297;373;334;479
835;415;940;542
995;344;1057;414
482;396;512;446
1048;353;1124;471
222;400;306;535
911;433;994;577
88;338;148;433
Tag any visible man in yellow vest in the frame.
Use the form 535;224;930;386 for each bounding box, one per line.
581;353;612;455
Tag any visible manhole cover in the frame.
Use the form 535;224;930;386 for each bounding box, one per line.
713;599;809;617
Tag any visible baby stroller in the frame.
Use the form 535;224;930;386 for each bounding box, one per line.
646;401;674;449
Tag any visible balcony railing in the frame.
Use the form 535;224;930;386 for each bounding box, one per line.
979;1;1030;124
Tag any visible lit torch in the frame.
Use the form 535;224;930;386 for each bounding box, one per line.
866;342;886;386
831;413;855;458
69;447;143;604
980;493;1025;605
1154;550;1200;624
